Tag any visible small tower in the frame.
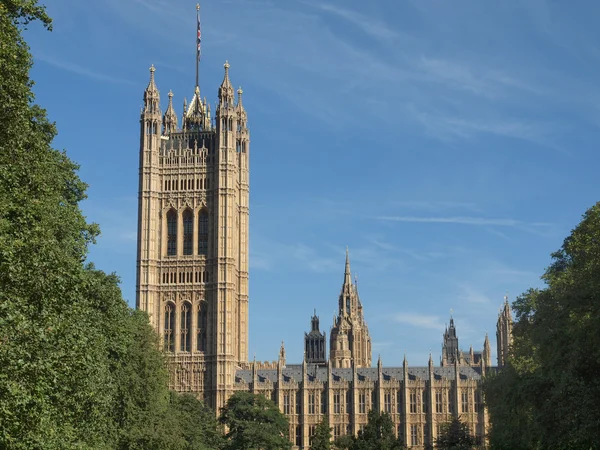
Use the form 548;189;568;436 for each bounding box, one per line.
136;65;162;319
279;341;286;367
330;248;372;368
441;315;459;366
496;295;513;367
305;310;326;365
163;90;178;134
482;333;492;368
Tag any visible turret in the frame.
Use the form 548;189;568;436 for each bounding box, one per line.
279;341;286;367
483;333;492;368
330;247;372;369
496;295;513;367
163;90;178;134
305;310;326;365
441;315;459;366
218;61;235;108
143;65;160;116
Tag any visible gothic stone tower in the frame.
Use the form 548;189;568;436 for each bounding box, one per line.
496;295;513;367
304;310;326;365
330;249;372;368
441;316;459;366
136;60;249;410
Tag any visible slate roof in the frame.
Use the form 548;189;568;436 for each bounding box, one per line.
235;364;485;384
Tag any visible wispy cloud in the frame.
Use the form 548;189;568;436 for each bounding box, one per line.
456;283;493;305
313;3;399;42
416;56;545;98
34;53;134;85
393;313;444;331
375;215;537;227
393;200;481;213
408;104;566;152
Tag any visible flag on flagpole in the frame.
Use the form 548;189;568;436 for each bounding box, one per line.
197;6;202;59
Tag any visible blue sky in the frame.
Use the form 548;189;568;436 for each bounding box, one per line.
27;0;600;367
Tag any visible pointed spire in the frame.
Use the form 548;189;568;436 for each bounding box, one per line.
429;352;434;367
344;247;352;287
218;60;234;106
147;64;157;91
403;353;408;367
237;86;243;107
163;90;178;134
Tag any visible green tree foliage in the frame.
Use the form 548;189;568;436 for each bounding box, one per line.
334;410;404;450
0;2;223;448
170;392;225;450
219;392;292;450
310;417;332;450
484;202;600;450
435;417;477;450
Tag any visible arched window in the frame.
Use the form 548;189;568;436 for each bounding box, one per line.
164;303;175;352
167;209;177;256
198;209;208;256
181;302;191;352
183;209;193;255
197;301;207;352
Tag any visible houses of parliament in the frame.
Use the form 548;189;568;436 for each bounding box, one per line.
135;13;514;449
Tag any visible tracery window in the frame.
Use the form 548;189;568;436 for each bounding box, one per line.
308;392;315;414
411;424;418;446
197;301;207;352
397;390;403;414
436;390;443;413
181;302;191;352
410;391;417;413
384;392;392;413
164;302;175;352
167;209;177;256
333;392;341;414
198;209;208;256
462;389;469;413
183;209;193;255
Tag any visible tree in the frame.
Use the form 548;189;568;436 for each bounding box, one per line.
484;202;600;450
435;417;476;450
170;391;225;450
336;410;403;450
219;391;292;450
310;417;332;450
0;3;223;448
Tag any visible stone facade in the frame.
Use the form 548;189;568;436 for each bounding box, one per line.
135;15;513;448
136;59;249;412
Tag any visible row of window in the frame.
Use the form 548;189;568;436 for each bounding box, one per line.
161;270;210;285
166;208;208;256
295;423;478;448
274;388;482;417
164;301;207;353
164;177;210;192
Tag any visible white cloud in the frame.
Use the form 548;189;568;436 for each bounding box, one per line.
375;215;522;226
393;313;444;331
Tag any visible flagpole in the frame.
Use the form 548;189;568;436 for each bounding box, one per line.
195;3;200;89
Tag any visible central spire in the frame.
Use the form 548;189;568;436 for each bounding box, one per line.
344;247;351;287
195;3;201;90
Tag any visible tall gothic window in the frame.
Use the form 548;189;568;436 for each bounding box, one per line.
167;209;177;256
164;303;175;352
198;209;208;256
197;301;207;352
181;302;191;352
183;209;193;255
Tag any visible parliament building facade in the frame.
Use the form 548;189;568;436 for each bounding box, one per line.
135;30;514;449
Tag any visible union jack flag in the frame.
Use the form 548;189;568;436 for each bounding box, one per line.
197;10;202;57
